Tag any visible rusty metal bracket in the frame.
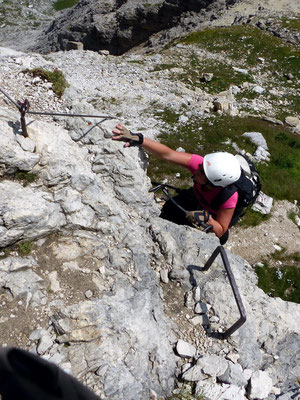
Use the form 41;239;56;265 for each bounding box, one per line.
17;99;30;137
203;245;246;339
0;87;115;139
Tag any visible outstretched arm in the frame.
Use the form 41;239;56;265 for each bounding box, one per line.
112;123;192;168
142;137;192;167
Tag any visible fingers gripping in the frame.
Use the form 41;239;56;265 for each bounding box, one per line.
186;210;211;230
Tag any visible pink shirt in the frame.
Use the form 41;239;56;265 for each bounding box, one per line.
187;154;238;214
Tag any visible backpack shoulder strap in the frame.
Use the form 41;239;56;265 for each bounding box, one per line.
211;183;238;210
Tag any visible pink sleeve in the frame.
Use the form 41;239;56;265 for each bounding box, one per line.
187;154;204;174
220;191;238;209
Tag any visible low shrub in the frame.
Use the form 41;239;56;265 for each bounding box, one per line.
14;171;38;187
166;384;207;400
18;242;34;256
23;68;69;97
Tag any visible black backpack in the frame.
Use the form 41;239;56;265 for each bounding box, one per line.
211;154;261;227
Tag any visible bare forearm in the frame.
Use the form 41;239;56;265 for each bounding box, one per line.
208;208;234;238
141;138;174;160
207;216;225;238
142;138;192;167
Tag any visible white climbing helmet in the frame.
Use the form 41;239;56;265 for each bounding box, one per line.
203;152;241;187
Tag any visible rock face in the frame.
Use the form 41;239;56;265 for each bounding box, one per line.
0;106;178;399
31;0;238;55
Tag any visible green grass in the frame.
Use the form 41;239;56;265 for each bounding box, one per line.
180;26;300;75
238;209;271;227
147;113;300;204
53;0;79;11
174;25;300;117
170;52;255;94
275;93;300;121
235;89;260;101
14;171;38;187
0;247;12;259
154;25;300;117
255;251;300;303
0;241;34;258
167;384;207;400
18;242;34;256
289;211;300;230
151;63;178;72
258;131;300;201
23;68;69;97
128;60;145;65
280;17;300;31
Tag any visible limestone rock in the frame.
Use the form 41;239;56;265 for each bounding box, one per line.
0;265;44;301
212;90;238;116
252;85;265;94
160;268;169;283
37;332;54;355
218;361;248;387
0;180;66;247
253;145;270;162
182;365;205;382
197;354;229;377
242;131;268;150
249;370;273;399
0;117;39;175
202;73;214;82
285;116;300;127
252;191;273;214
176;339;196;358
30;0;241;55
48;271;61;293
195;301;210;314
0;8;300;397
66;41;84;51
196;380;246;400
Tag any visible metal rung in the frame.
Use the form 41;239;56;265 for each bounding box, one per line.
203;245;246;339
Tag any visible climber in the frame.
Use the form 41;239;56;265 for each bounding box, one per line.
112;123;242;244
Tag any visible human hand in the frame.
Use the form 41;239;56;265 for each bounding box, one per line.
112;123;144;147
186;210;210;229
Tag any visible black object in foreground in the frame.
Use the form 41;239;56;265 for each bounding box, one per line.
0;347;101;400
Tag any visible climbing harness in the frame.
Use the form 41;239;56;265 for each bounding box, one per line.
149;182;213;233
0;87;115;140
